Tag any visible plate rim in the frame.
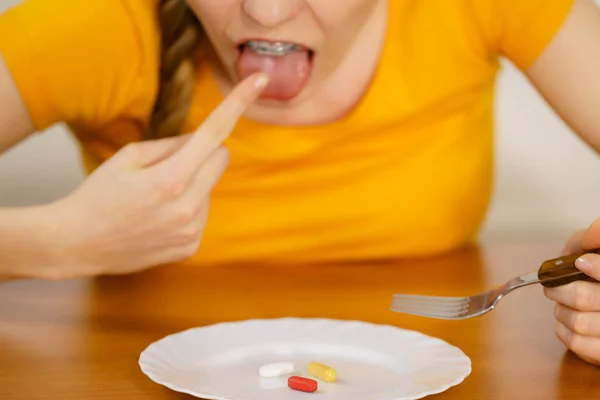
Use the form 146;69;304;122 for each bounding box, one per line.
139;317;472;400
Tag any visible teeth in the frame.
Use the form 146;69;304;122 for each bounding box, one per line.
246;40;299;56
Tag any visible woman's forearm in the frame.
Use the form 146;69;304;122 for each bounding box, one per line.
0;205;63;280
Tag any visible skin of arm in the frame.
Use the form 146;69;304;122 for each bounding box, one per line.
0;52;34;150
526;0;600;152
0;207;64;281
0;52;64;280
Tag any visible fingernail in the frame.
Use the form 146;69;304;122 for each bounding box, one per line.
575;256;593;271
255;74;269;89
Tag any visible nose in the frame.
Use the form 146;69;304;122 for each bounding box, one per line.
242;0;304;28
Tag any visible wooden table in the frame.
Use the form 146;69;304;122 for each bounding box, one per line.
1;243;599;399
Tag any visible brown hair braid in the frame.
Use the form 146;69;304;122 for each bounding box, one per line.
145;0;201;140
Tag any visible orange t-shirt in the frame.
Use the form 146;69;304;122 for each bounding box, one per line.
0;0;574;265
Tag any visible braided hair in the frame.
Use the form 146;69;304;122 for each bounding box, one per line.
146;0;201;140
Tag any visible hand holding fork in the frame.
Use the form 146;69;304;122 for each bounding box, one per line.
391;228;600;367
391;248;600;320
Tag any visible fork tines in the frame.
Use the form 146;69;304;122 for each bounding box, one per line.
390;294;471;319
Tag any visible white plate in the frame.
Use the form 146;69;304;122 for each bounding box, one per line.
139;318;471;400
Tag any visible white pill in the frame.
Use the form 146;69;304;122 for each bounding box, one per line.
258;362;295;378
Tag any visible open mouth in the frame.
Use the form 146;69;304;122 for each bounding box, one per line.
236;40;315;101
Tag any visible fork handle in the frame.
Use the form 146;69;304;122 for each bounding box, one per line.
538;248;600;288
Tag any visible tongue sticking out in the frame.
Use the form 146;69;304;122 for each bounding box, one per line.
237;45;312;101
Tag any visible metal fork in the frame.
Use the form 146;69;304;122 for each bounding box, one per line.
390;248;600;320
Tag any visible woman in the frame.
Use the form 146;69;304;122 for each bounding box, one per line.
1;0;600;364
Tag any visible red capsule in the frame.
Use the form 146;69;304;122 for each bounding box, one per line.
288;376;318;393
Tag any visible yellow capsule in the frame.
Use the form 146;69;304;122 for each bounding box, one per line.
308;361;337;383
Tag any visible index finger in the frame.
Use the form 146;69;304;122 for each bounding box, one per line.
562;229;586;255
166;72;269;172
582;218;600;250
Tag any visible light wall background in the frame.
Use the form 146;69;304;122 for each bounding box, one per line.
1;0;599;242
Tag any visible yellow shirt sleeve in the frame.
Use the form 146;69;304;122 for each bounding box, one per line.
472;0;576;70
0;0;159;132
